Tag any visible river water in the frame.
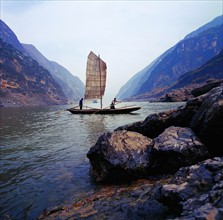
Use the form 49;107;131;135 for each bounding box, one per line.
0;102;184;219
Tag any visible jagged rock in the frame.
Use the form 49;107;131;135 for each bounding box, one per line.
116;109;178;138
117;86;223;157
157;157;223;219
116;102;199;139
150;126;210;174
87;130;154;182
190;86;223;156
161;88;194;102
87;126;209;182
191;79;223;97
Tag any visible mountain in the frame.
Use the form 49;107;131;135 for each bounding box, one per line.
0;19;85;106
159;50;223;102
0;39;67;107
172;49;223;89
22;44;85;103
117;15;223;101
0;19;26;54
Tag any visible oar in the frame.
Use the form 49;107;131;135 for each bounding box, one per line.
92;105;111;114
70;105;79;109
92;101;126;114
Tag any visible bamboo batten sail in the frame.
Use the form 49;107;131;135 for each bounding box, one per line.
85;51;107;99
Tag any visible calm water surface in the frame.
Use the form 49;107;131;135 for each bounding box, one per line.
0;102;184;219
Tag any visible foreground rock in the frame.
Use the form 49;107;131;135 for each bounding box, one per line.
39;157;223;219
158;157;223;219
151;126;210;174
87;126;210;182
87;131;154;182
190;86;223;156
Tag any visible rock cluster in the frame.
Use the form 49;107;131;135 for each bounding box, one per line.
87;126;210;182
39;86;223;219
117;86;223;156
88;86;223;183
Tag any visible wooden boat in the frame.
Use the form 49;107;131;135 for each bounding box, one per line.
67;51;141;114
67;106;141;114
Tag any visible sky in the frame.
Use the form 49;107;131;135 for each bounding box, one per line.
1;0;222;102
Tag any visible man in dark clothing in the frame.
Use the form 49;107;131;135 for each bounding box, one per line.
110;98;121;109
79;98;83;110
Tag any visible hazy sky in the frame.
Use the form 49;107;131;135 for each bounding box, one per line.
1;0;222;101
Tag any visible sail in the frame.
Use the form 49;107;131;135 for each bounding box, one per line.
85;51;107;99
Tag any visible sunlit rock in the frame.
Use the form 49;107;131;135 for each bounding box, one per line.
150;126;210;174
87;130;154;182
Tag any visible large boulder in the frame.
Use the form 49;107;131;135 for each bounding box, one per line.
87;130;154;182
87;126;210;182
190;86;223;156
150;126;210;174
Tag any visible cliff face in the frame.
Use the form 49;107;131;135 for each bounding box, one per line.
0;19;27;54
22;44;85;102
139;24;223;96
0;19;85;107
158;50;223;102
0;39;67;107
117;15;223;101
175;49;223;87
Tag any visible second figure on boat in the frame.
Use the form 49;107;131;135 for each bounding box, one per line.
110;98;120;109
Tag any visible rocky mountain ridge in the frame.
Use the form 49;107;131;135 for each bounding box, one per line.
0;39;67;107
0;19;84;107
22;44;85;103
160;49;223;101
117;15;223;101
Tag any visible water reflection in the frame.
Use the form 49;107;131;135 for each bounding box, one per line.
0;102;184;219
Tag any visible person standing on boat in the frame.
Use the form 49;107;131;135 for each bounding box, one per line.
110;98;120;109
79;98;83;110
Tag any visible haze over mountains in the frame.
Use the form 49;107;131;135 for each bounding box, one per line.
0;19;84;107
116;15;223;101
1;15;223;107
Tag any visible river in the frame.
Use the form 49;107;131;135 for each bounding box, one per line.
0;102;184;219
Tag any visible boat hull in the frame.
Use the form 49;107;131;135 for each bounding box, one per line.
67;106;141;114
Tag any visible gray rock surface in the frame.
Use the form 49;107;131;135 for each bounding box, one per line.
151;126;210;174
87;130;154;182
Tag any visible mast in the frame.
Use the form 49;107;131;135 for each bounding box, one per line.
98;54;102;109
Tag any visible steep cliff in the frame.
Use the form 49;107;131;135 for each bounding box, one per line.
0;19;85;106
117;15;223;101
0;39;67;107
172;49;223;89
22;44;85;102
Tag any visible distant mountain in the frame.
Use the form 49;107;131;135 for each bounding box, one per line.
0;39;67;107
172;49;223;89
23;44;85;103
159;50;223;102
0;19;85;106
0;19;26;54
117;15;223;101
